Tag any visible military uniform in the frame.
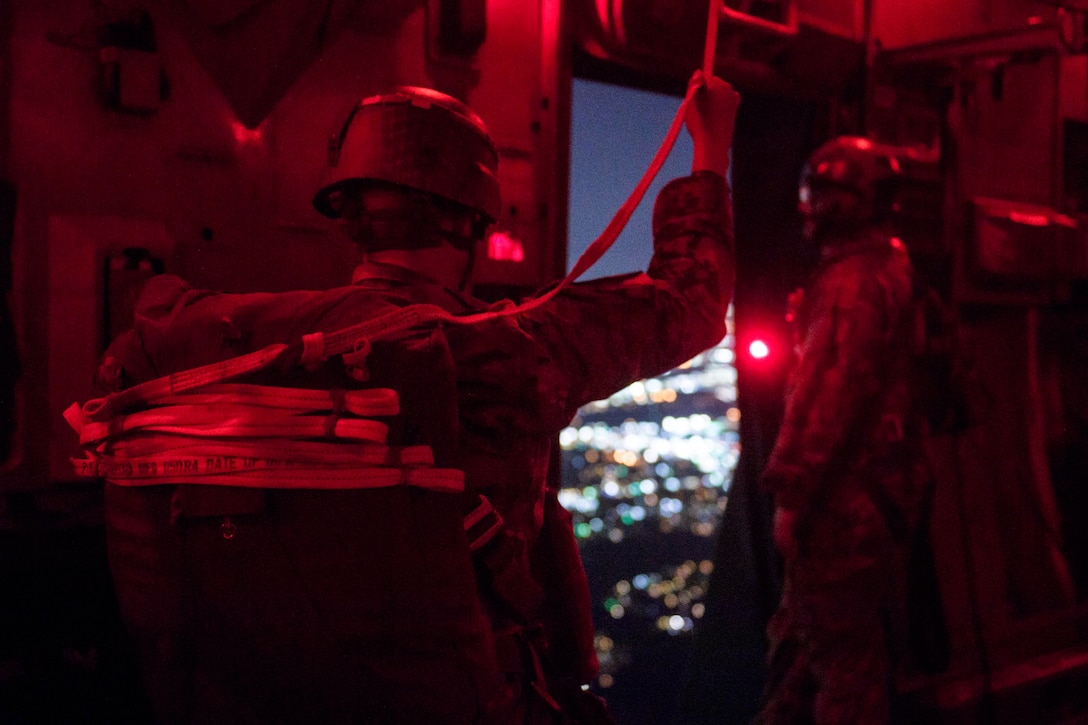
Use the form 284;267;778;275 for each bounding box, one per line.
98;278;505;724
757;234;922;724
89;170;733;723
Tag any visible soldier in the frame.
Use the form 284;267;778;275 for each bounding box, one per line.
71;72;739;723
756;137;926;724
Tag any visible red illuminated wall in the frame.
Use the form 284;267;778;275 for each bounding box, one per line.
871;0;1065;49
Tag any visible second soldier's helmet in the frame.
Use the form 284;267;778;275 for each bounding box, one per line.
313;86;501;225
798;136;902;233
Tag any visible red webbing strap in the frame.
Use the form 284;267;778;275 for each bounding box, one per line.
73;442;434;478
464;494;503;552
81;439;433;466
83;467;464;491
152;384;399;416
704;0;720;77
78;344;288;423
65;384;463;493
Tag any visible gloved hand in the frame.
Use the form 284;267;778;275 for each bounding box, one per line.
685;70;741;177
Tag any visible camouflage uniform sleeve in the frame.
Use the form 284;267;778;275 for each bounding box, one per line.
95;274;195;391
760;257;894;517
518;171;734;424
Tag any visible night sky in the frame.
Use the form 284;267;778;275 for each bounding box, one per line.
568;79;694;279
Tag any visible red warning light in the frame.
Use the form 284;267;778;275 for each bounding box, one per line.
749;339;770;359
487;231;525;262
231;121;264;146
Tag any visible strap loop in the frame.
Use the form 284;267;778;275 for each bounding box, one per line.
464;495;504;551
300;332;327;369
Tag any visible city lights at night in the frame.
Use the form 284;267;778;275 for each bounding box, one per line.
559;316;738;697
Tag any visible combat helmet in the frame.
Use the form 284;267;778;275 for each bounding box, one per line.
799;136;902;232
313;86;501;229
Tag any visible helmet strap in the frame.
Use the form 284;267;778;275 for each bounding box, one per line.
457;239;478;292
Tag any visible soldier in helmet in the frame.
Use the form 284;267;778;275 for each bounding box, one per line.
755;136;927;724
85;73;739;724
309;77;738;722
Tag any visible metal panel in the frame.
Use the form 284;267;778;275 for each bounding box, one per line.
871;0;1067;51
571;0;864;98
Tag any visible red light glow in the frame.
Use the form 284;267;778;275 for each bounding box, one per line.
487;231;525;262
1007;211;1050;227
749;340;770;359
231;121;264;146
